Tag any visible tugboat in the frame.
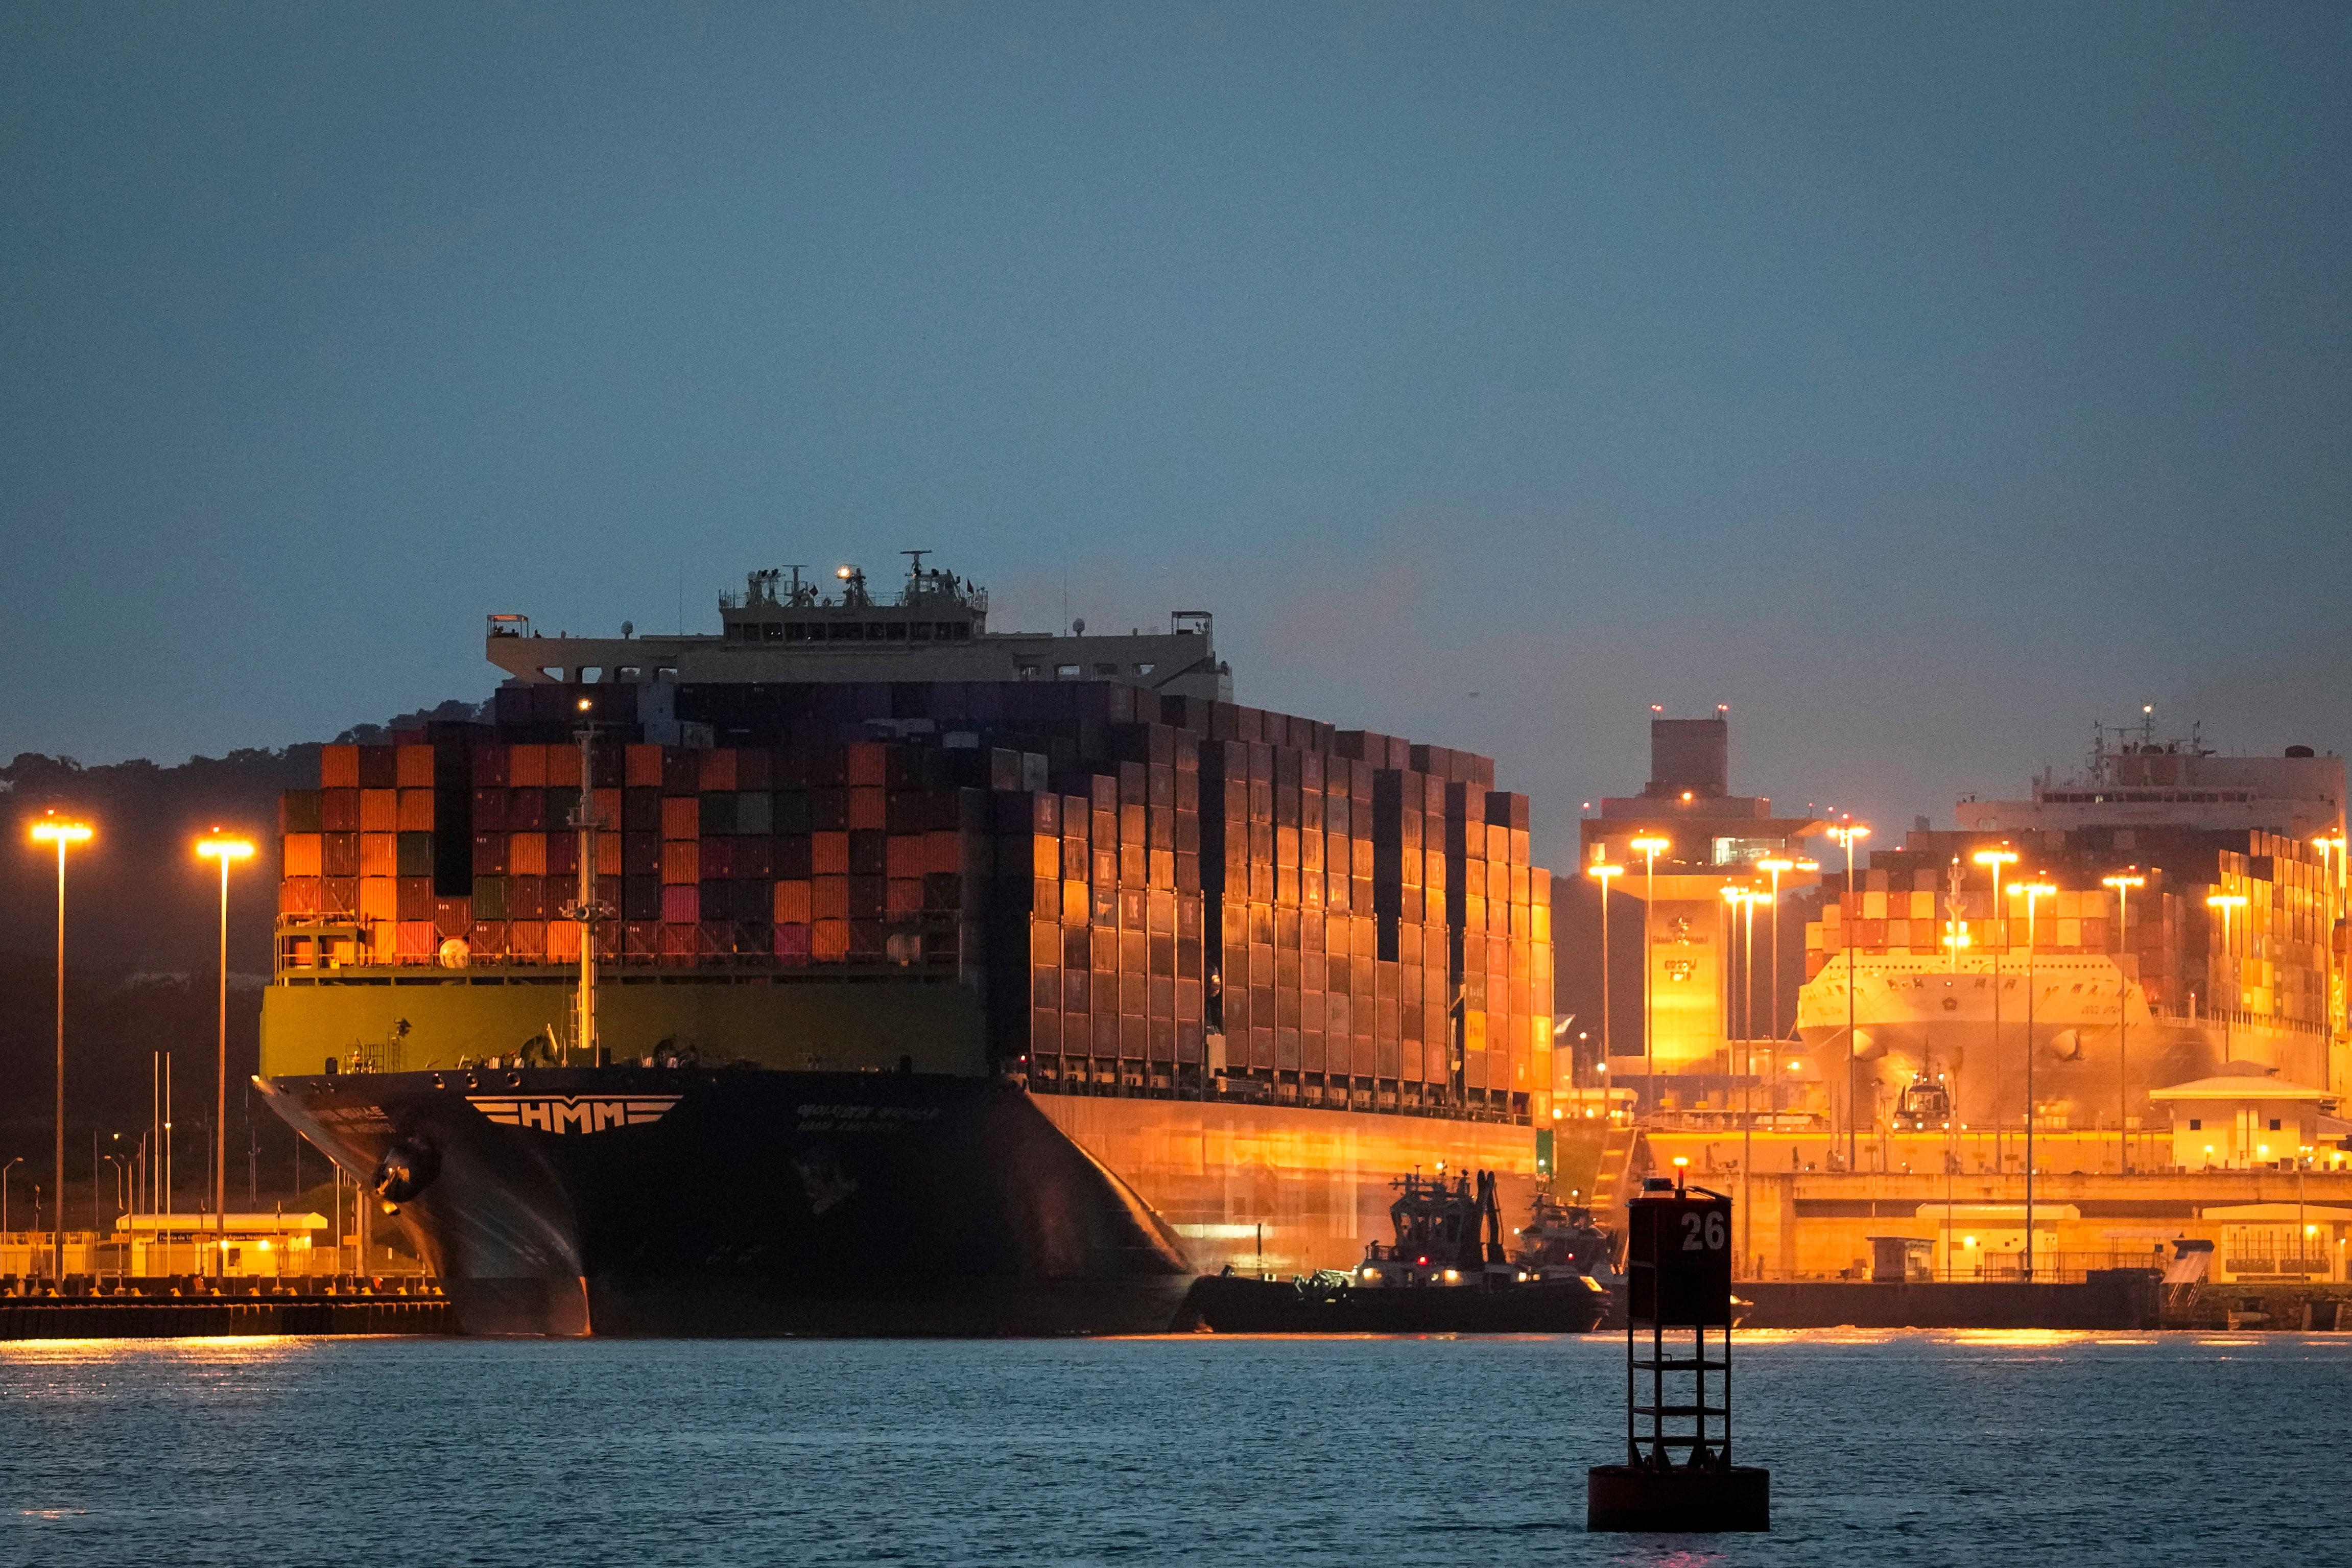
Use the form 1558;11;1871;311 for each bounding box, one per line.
1181;1169;1611;1333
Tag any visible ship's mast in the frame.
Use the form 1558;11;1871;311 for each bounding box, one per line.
561;703;611;1065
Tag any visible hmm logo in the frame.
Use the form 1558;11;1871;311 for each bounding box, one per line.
468;1096;680;1133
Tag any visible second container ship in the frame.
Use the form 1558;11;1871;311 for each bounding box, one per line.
256;558;1560;1334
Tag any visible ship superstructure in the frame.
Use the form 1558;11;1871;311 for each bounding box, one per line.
1797;718;2349;1140
259;556;1557;1334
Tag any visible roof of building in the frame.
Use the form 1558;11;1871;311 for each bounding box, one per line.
2148;1076;2335;1103
2199;1203;2352;1222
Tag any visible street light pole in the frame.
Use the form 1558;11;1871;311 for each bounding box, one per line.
1830;823;1871;1170
30;813;94;1281
2010;880;2055;1282
1974;847;2019;1169
1587;857;1624;1105
2103;872;2145;1174
2;1156;21;1231
197;831;255;1279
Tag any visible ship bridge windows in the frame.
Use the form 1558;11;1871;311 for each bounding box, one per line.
1057;663;1083;678
1135;662;1155;675
1018;663;1040;679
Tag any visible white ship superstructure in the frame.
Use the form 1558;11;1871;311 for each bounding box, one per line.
1797;718;2347;1137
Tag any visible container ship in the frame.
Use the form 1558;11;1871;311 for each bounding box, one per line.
1794;717;2347;1138
256;558;1559;1335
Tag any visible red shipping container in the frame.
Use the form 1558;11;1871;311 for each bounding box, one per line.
661;797;699;840
319;744;361;789
278;877;321;916
661;884;699;923
321;789;361;831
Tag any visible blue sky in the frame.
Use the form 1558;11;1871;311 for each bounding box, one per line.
5;3;2346;871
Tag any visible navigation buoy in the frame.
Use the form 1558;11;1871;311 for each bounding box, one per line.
1586;1172;1770;1532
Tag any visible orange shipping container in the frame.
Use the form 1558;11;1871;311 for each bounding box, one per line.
279;877;321;915
543;744;581;788
626;744;662;788
661;796;699;840
813;918;851;959
358;877;398;922
661;841;699;885
509;745;548;788
319;744;360;788
886;836;926;878
282;833;323;878
396;789;435;830
509;833;549;876
395;747;435;788
773;881;813;924
360;790;398;833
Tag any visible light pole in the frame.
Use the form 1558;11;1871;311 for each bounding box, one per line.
2206;892;2248;1063
1736;888;1769;1262
1828;822;1871;1170
1973;847;2019;1162
1630;836;1670;1105
2;1156;21;1231
1587;857;1624;1105
197;831;256;1278
1757;858;1795;1055
30;812;94;1281
2009;879;2056;1281
2102;872;2145;1173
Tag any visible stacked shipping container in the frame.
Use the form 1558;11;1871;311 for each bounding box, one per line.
275;681;1553;1121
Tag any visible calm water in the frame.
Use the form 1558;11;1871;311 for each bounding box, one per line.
4;1330;2345;1566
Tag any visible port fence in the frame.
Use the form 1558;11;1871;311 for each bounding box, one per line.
1744;1251;2169;1286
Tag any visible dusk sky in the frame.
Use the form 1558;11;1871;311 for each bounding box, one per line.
6;3;2346;873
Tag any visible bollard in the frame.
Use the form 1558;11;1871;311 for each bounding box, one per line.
1587;1173;1770;1532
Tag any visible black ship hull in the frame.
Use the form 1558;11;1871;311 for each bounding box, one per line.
259;1067;1197;1337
